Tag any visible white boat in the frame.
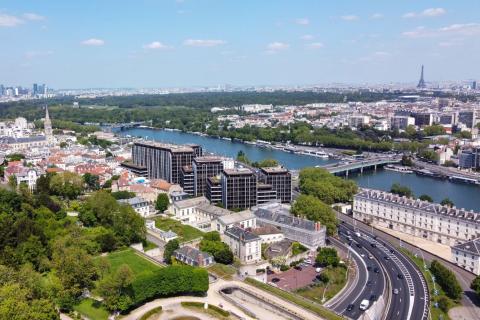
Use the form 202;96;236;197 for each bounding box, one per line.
384;165;413;174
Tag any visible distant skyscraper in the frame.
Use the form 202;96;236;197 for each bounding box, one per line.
417;65;426;89
33;83;38;95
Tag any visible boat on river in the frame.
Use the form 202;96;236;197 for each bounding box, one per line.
384;165;413;174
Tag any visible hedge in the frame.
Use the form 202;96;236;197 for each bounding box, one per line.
430;260;463;300
128;265;209;310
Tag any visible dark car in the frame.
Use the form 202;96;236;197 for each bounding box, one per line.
346;304;355;312
367;266;372;271
294;266;302;271
398;274;404;279
373;235;378;240
390;249;395;253
371;243;377;248
366;281;373;286
370;294;377;301
271;278;280;283
356;243;362;248
373;267;380;273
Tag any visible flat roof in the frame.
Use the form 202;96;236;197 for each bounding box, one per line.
261;166;290;174
134;141;194;153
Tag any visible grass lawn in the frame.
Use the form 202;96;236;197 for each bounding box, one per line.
245;278;343;320
143;240;158;251
74;298;109;320
207;263;237;280
154;217;204;243
400;248;458;320
295;266;347;303
102;248;161;276
291;242;308;256
139;306;163;320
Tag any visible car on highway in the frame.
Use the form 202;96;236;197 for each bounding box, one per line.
356;243;362;248
359;299;370;311
371;243;377;248
373;267;380;273
355;232;361;237
393;288;399;295
366;281;373;286
368;254;373;259
384;256;390;260
397;274;404;279
370;294;377;301
346;304;355;312
367;266;372;271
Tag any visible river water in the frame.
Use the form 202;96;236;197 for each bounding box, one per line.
120;127;480;211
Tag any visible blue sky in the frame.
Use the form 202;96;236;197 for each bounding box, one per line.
1;0;479;88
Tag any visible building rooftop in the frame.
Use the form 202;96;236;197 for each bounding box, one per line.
225;226;261;242
223;168;254;176
218;210;255;225
196;203;231;217
174;245;212;260
194;156;223;163
260;166;290;174
251;225;282;236
118;196;149;206
453;238;480;255
134;141;194;153
173;196;209;209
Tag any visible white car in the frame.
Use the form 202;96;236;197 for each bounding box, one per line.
359;299;370;311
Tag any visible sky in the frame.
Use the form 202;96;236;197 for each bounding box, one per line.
1;0;479;89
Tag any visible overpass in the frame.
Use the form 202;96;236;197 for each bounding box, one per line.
102;121;149;131
320;157;402;176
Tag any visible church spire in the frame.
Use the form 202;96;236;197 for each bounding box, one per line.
44;105;53;144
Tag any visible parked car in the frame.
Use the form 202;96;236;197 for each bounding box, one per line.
271;278;280;283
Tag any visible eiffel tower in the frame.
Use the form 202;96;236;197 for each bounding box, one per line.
417;65;426;88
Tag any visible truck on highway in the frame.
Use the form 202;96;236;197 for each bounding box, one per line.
359;299;370;311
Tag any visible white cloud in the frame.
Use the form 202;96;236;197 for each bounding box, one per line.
143;41;170;49
301;34;314;40
183;39;226;47
81;38;105;46
341;15;359;21
422;8;446;17
23;13;46;21
0;13;23;27
308;42;324;49
295;18;310;25
25;50;53;59
371;13;384;19
267;42;289;50
403;23;480;39
403;8;446;19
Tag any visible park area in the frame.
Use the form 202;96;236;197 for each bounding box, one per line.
154;217;204;243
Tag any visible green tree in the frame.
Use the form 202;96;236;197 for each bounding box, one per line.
252;159;279;168
430;260;463;300
83;173;100;191
401;155;413;167
316;247;340;267
164;239;180;264
236;150;251;165
418;149;440;163
423;125;445;136
437;296;452;313
155;193;170;212
111;190;135;200
419;194;433;202
98;264;134;312
291;194;337;235
390;183;414;198
203;231;221;242
199;239;234;264
441;198;454;207
471;275;480;296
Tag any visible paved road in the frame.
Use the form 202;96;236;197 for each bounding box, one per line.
339;213;480;320
329;231;386;319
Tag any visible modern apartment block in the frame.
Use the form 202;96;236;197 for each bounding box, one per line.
206;176;222;204
132;141;195;184
180;165;194;196
221;168;257;210
259;166;292;203
459;148;480;169
353;188;480;246
193;156;224;196
257;183;277;204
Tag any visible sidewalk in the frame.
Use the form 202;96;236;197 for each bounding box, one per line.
375;226;452;261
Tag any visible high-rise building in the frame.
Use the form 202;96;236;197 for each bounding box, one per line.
221;168;257;210
391;116;415;130
132;142;195;183
259;167;292;203
458;111;476;129
0;85;4;96
180;165;194;195
412;112;433;127
206;176;222;204
186;144;203;157
193;156;224;196
33;83;38;95
459;148;480;169
256;183;277;204
417;65;426;88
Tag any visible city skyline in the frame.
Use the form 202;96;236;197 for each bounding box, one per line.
1;0;480;88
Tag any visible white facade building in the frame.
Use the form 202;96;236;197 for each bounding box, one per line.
118;196;152;217
353;189;480;247
451;238;480;275
223;226;262;264
214;210;257;233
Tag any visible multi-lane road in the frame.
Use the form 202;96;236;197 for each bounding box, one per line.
328;221;429;320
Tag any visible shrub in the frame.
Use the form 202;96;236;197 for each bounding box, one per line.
430;260;463;300
280;265;289;271
437;296;452;313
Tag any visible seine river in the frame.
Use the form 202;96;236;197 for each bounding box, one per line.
120;127;480;211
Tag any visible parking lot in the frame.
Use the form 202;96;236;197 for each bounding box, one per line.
267;265;319;291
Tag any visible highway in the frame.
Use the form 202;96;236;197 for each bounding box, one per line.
338;212;480;320
333;222;429;320
328;229;386;319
